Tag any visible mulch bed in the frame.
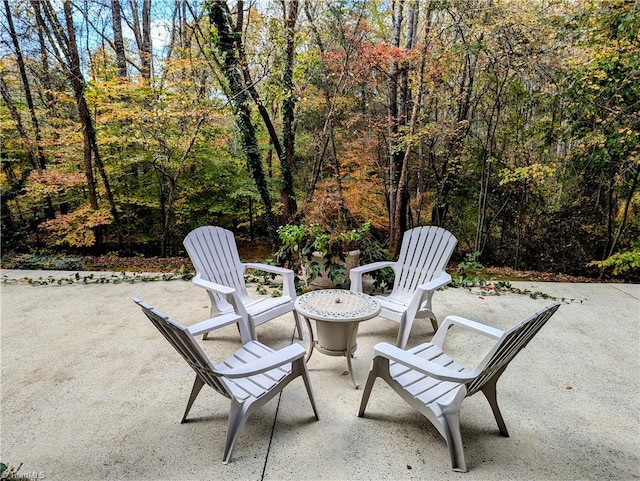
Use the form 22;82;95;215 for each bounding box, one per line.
80;256;601;283
1;251;606;283
482;267;598;283
79;256;193;272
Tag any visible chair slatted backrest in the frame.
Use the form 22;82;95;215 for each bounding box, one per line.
393;226;457;296
466;302;560;396
134;298;228;396
183;226;247;296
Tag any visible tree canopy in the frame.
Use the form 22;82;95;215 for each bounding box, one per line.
1;0;638;279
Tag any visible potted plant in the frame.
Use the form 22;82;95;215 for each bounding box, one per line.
276;220;377;290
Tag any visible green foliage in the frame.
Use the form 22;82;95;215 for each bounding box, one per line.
275;221;364;290
555;0;640;274
588;248;640;276
1;271;192;286
449;275;579;303
457;251;484;276
244;268;284;297
451;251;486;287
0;0;638;281
2;254;83;270
275;220;390;291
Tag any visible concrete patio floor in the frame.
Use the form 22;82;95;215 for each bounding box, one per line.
1;269;638;480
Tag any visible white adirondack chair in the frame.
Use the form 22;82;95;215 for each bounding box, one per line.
184;226;304;340
350;226;457;349
133;297;319;464
358;302;561;472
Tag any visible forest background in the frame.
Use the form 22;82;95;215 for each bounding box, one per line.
1;0;638;281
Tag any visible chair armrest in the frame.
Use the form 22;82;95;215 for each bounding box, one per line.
432;314;504;347
244;262;292;277
192;273;235;296
374;342;475;383
438;315;504;339
192;274;254;339
244;263;296;298
350;261;396;275
214;343;306;378
402;272;453;321
186;313;242;336
350;261;396;292
417;272;452;293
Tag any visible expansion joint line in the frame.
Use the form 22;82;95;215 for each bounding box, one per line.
260;325;297;479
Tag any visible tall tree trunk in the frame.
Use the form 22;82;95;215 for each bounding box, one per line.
607;172;639;259
232;11;283;165
280;0;299;221
393;6;431;255
32;1;57;115
160;117;205;256
474;56;505;254
4;0;46;170
1;2;57;220
128;0;152;78
329;128;350;223
431;14;479;229
303;2;333;202
64;1;124;244
232;0;297;222
61;0;99;214
389;1;431;255
388;0;408;256
303;2;365;207
37;0;125;247
398;1;418;127
141;0;152;78
207;0;276;238
111;0;127;78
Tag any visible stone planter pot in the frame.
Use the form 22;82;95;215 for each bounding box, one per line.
303;250;360;290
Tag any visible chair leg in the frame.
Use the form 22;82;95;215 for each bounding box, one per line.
299;361;320;420
204;320;241;340
420;298;438;333
442;410;468;473
203;295;217;340
396;317;414;349
223;400;250;464
181;376;205;423
293;310;305;340
430;317;439;332
481;378;509;437
358;357;384;417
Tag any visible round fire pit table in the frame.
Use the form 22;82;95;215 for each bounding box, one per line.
294;289;381;389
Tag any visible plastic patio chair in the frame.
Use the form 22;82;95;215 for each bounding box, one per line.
133;297;319;464
183;226;304;341
358;302;561;472
350;226;457;349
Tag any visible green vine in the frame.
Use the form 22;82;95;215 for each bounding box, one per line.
1;271;193;286
245;269;283;297
449;278;581;303
1;266;583;304
449;252;582;303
